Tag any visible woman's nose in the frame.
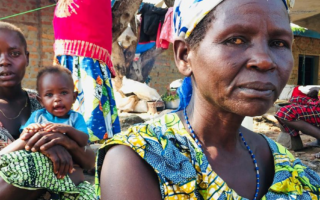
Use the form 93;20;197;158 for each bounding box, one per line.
0;54;11;67
246;44;276;72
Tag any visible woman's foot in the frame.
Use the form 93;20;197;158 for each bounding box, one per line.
305;139;320;148
314;152;320;159
276;132;304;151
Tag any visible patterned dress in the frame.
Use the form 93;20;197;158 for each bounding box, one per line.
96;113;320;199
275;96;320;136
56;56;120;142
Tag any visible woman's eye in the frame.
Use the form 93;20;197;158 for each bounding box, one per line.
224;37;245;45
272;40;288;48
10;51;21;57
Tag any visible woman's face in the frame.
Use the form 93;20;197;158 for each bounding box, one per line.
0;30;29;88
187;0;293;116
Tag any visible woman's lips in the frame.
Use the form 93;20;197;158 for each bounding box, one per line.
238;82;275;98
0;72;15;81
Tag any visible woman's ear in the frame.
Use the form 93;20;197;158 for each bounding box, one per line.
173;39;192;77
26;51;29;67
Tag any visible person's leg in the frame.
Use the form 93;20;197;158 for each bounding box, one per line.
0;178;44;200
279;119;320;140
279;119;320;157
276;131;304;151
304;138;320;147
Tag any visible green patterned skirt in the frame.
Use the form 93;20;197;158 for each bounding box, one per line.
0;150;95;200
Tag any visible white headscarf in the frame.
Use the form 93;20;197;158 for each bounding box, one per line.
173;0;295;39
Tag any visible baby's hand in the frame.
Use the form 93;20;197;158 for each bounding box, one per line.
43;123;71;134
20;123;44;140
26;123;43;133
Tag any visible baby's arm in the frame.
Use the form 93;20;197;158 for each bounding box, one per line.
43;123;88;147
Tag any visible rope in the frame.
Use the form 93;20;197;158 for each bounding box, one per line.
0;4;56;21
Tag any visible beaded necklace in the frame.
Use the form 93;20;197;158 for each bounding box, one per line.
183;108;260;200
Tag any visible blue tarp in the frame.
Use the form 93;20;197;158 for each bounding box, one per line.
293;29;320;39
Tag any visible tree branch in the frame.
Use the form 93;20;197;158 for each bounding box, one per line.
112;0;142;42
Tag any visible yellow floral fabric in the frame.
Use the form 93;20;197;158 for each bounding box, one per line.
96;113;320;199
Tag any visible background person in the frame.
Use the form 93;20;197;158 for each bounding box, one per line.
53;0;120;142
276;87;320;157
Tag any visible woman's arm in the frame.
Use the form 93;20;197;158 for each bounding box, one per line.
66;140;95;170
0;139;26;156
100;145;162;200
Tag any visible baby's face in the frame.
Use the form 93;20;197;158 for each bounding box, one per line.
38;72;76;118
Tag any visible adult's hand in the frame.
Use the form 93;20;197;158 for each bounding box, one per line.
40;145;74;179
307;87;320;99
24;131;74;152
24;131;95;170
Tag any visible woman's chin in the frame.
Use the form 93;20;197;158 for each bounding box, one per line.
230;102;273;117
0;81;20;88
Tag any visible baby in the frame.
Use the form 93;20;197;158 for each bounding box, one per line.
20;65;89;173
21;66;88;149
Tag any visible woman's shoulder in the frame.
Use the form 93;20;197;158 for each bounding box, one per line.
259;134;295;160
97;112;197;181
24;88;42;112
106;112;186;147
96;112;198;199
260;135;320;195
24;88;38;98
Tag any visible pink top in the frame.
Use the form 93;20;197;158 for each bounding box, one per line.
53;0;115;76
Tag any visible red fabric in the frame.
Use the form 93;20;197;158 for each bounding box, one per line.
53;0;115;76
289;95;318;105
159;7;174;49
291;86;307;98
156;22;162;48
275;96;320;136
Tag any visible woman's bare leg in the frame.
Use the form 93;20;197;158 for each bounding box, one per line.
0;178;45;200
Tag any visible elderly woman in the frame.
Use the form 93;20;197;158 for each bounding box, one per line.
96;0;320;199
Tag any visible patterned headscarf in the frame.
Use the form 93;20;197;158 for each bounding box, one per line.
173;0;295;39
